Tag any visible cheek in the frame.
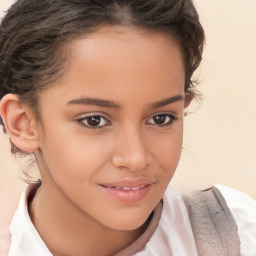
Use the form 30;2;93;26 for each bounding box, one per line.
152;126;183;176
39;127;112;181
152;133;183;208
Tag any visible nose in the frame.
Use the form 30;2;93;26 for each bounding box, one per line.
111;126;152;172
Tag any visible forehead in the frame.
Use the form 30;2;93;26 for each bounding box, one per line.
68;26;184;76
43;26;185;105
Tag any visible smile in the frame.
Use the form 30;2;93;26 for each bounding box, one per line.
100;183;153;203
102;185;147;191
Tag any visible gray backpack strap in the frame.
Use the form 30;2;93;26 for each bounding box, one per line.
183;187;241;256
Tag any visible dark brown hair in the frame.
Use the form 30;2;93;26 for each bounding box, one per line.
0;0;205;155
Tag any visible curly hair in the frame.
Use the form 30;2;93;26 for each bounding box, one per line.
0;0;205;155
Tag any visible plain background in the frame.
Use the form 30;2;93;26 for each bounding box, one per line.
1;0;256;234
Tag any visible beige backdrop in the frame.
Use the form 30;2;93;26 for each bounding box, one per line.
172;0;256;197
0;0;256;230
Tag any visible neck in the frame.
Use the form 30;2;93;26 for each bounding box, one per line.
28;181;150;256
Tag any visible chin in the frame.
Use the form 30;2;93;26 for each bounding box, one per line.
104;209;153;231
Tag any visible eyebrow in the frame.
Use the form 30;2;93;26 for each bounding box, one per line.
67;97;121;108
67;94;183;109
149;95;184;109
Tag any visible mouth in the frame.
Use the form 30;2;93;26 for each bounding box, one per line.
101;184;148;191
100;179;155;203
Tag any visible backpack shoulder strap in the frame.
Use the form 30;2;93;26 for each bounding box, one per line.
183;186;241;256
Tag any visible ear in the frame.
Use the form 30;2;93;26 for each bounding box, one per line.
184;91;194;109
0;94;40;152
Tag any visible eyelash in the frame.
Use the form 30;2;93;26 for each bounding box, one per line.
146;113;178;127
77;113;177;129
77;115;110;129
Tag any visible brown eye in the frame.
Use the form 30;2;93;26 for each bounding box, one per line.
148;114;177;126
153;115;167;125
79;115;109;128
86;116;101;126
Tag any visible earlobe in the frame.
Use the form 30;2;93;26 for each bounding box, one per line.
0;94;40;152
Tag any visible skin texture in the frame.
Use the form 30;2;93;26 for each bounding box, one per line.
0;26;188;256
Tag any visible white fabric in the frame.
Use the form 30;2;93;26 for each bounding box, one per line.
215;184;256;256
8;185;52;256
8;184;256;256
135;186;198;256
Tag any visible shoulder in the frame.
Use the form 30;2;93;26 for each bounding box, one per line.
182;185;256;256
214;184;256;216
8;182;52;256
215;185;256;256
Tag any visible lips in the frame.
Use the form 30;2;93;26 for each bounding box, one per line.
102;184;147;191
100;178;155;188
100;179;155;203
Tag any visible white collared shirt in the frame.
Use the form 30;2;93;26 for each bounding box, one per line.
8;185;256;256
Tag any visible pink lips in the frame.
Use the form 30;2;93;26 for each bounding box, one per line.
100;179;155;203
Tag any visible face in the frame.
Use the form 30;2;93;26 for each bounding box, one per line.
35;26;186;231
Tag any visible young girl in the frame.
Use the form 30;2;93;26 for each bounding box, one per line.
0;0;255;255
